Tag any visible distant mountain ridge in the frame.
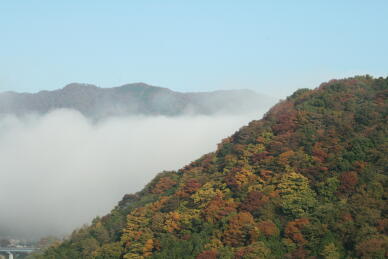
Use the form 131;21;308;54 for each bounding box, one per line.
0;83;273;118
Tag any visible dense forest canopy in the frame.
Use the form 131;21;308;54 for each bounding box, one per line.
34;76;388;258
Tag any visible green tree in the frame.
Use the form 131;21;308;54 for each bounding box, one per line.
321;243;340;259
278;171;317;217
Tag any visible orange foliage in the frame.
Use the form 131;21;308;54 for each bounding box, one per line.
143;239;154;257
341;213;353;222
356;236;388;258
278;150;295;165
258;220;279;237
223;212;258;247
285;218;310;245
233;144;246;155
377;219;388;234
312;142;328;162
196;249;218;259
287;247;309;259
240;191;269;214
259;169;273;181
252;151;269;164
152;177;177;194
339;171;358;193
225;167;256;190
202;195;237;223
164;212;181;233
149;196;169;211
271;102;297;134
183;179;202;194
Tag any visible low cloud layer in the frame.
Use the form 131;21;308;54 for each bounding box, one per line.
0;109;267;240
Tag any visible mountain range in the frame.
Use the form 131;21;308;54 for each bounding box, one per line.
0;83;273;118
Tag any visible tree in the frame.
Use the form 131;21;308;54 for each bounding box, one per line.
196;249;217;259
121;209;154;258
355;235;388;258
152;177;177;194
240;191;269;216
235;242;271;259
223;212;259;247
202;195;236;223
94;242;123;258
284;218;310;245
258;220;279;237
278;171;317;217
316;176;339;202
339;171;358;194
321;243;340;259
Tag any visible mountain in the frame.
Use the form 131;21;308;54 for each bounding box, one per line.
0;83;273;118
33;76;387;258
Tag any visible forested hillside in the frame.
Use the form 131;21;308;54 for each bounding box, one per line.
34;76;388;258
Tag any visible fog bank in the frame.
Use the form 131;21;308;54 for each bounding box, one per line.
0;109;265;240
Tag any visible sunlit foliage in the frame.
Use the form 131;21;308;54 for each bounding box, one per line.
35;76;388;258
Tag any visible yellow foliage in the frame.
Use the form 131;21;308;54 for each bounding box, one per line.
149;196;169;212
234;167;255;186
247;183;263;192
143;239;154;257
178;208;200;227
191;182;220;206
204;238;223;250
163;212;181;233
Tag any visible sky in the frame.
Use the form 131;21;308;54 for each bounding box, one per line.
0;0;387;98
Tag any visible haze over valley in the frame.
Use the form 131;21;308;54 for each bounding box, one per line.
0;84;274;240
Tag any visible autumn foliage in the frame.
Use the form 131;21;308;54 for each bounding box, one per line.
36;76;388;259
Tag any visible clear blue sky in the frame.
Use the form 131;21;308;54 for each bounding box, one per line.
1;0;387;98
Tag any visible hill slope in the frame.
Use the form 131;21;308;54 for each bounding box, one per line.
0;83;272;118
35;76;387;258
